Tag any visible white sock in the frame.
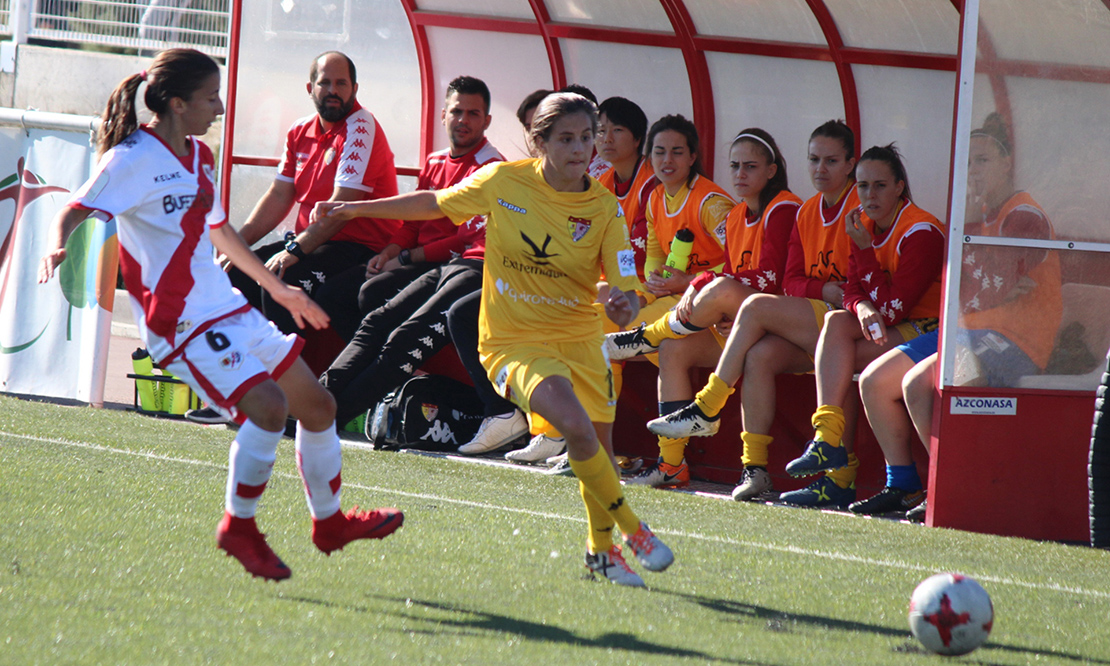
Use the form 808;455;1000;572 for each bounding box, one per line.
225;419;281;518
296;421;342;519
669;312;704;336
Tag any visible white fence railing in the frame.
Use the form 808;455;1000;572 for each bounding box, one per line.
0;0;229;58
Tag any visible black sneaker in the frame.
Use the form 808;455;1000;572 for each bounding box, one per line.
604;323;659;361
905;500;928;523
848;486;925;515
185;406;230;425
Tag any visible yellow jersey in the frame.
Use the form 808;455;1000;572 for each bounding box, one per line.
436;159;643;350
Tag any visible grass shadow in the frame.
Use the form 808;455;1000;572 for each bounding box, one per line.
660;588;1110;664
361;593;773;665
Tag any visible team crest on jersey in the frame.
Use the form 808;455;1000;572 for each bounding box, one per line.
176;320;192;334
219;351;244;370
421;402;439;422
324;147;336;165
568;216;592;242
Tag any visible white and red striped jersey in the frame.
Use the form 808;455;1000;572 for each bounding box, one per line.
70;127;247;364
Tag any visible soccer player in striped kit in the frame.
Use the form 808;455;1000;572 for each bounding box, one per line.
39;49;402;582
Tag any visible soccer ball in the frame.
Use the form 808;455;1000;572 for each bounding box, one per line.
908;573;993;656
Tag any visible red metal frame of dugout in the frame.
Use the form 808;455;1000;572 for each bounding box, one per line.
218;1;1110;543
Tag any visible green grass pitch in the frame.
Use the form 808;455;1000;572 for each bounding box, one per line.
2;394;1109;665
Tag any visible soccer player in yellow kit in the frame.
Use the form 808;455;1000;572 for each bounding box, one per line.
312;93;673;588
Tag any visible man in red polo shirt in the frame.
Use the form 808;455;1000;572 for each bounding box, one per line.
226;51;400;335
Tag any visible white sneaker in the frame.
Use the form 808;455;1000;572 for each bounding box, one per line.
623;522;674;572
505;433;567;463
457;411;528;455
731;466;774;501
646;402;720;439
604;323;659;361
585;546;644;587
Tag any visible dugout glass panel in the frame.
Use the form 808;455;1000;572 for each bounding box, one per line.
824;0;959;54
683;0;825;45
705;52;843;200
939;0;1110;390
231;1;420;170
424;26;553;161
851;63;957;221
559;38;692;138
415;0;535;21
545;0;673;32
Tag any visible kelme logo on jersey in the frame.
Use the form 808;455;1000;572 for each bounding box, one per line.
568;216;591;242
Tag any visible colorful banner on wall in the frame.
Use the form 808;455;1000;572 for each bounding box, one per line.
0;117;113;405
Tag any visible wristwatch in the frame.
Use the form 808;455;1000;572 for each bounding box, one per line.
397;249;412;266
284;237;306;260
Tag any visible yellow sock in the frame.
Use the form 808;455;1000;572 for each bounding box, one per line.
581;481;616;553
569;446;641;536
658;435;688;467
740;431;774;468
644;312;683;346
811;405;846;447
528;412;562;439
694;372;734;418
825;453;859;488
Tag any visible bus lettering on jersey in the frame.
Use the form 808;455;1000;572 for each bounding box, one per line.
163;193;197;214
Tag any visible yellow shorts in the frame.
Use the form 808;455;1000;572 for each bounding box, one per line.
892;317;939;343
808;298;837;328
483;338;616;423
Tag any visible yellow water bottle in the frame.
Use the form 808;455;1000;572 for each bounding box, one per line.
663;228;695;277
160;370;191;415
131;348;160;412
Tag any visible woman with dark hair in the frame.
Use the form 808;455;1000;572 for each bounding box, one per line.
648;120;860;503
849;113;1060;518
782;143;945;509
611;128;801;489
313;93;674;588
39;49;402;582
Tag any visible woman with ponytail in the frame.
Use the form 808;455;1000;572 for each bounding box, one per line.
39;49;403;582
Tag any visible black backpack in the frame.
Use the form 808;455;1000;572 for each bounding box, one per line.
366;375;486;451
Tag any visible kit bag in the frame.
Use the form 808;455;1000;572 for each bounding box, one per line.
366;375;486;451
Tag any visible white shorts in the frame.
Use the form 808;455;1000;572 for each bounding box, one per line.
160;308;303;421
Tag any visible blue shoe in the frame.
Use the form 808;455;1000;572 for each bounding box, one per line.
778;476;856;508
784;439;848;477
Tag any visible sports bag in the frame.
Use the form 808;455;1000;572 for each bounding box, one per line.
366;374;486;451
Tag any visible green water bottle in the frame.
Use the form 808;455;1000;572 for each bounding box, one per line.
131;348;160;412
663;228;695;277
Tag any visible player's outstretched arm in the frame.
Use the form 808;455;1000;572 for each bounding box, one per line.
310;190;443;229
38;206;91;283
210;223;329;330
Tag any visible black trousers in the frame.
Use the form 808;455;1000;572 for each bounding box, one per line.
314;262;438;342
446;289;518;418
321;259;484;426
228;239;374;335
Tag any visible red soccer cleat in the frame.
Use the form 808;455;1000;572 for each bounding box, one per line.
312;506;404;555
215;513;292;581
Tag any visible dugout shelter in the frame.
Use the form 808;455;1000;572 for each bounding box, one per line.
219;0;1110;543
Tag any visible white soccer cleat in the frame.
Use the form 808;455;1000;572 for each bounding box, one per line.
646;402;720;439
585;546;645;587
457;410;528;455
623;522;674;572
604;323;659;361
505;433;567;463
731;466;775;502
